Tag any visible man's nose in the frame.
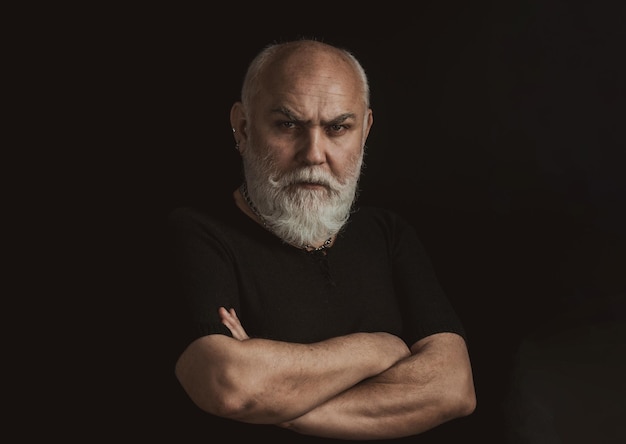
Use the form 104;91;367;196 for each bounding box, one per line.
297;130;326;165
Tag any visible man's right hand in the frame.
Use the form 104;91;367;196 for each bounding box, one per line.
219;307;250;341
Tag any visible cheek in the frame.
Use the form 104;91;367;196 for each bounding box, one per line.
327;153;362;183
266;148;295;171
264;141;301;166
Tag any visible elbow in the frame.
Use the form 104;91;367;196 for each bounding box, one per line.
430;364;476;424
461;370;477;416
435;386;476;427
206;385;288;424
447;375;477;419
174;353;246;419
207;388;260;420
175;358;281;422
457;387;477;417
181;380;255;420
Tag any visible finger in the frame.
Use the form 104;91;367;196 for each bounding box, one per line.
218;306;230;320
218;307;250;340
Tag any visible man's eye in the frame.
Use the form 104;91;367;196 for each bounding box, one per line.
281;121;296;129
329;124;347;133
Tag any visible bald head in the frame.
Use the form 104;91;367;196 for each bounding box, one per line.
241;40;370;114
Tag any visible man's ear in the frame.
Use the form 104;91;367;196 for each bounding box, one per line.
230;102;248;153
363;108;374;142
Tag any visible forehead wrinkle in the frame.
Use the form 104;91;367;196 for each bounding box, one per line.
278;73;359;105
300;76;356;102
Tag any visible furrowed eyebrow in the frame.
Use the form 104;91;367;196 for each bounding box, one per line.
323;113;356;126
270;107;356;126
270;107;300;121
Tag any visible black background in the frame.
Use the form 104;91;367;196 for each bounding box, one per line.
50;1;625;441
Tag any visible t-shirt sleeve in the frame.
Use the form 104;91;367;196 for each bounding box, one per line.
167;207;236;357
390;213;467;346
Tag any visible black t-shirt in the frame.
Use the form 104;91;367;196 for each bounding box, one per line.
163;195;466;442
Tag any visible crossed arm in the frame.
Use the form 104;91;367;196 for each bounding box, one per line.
175;307;476;440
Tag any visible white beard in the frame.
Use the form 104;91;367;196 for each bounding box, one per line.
242;146;363;248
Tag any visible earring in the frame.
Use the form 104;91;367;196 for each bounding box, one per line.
232;128;240;150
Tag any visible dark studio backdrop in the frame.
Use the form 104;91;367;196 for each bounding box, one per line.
79;1;625;442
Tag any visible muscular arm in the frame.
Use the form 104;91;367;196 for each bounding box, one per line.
212;308;475;439
281;331;476;439
174;308;410;425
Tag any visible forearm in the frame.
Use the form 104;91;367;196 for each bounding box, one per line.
280;332;476;440
175;331;409;424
